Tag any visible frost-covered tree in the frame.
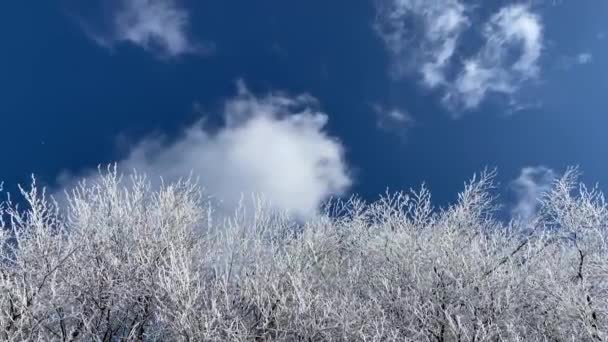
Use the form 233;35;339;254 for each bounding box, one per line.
1;166;608;341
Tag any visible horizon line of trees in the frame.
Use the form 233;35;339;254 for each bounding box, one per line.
1;166;608;341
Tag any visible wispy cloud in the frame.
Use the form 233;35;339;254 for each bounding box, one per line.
371;104;415;137
511;166;556;222
374;0;469;87
556;52;593;70
376;2;544;113
577;53;593;64
75;0;209;58
446;4;543;110
63;82;351;218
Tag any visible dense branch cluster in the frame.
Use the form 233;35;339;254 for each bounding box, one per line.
1;167;608;341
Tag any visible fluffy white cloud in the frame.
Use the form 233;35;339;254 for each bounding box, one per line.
511;166;555;222
114;82;351;218
77;0;205;57
376;2;544;112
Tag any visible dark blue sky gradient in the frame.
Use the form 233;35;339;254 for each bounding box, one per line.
1;0;607;209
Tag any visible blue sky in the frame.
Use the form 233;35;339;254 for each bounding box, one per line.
1;0;607;217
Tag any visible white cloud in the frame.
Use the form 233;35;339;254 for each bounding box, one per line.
511;166;555;222
376;2;544;112
375;0;469;87
446;4;543;109
114;0;193;56
78;0;205;57
113;82;351;218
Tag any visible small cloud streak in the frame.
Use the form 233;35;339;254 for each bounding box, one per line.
511;166;556;222
372;104;415;137
577;53;593;65
74;0;209;58
556;52;593;70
